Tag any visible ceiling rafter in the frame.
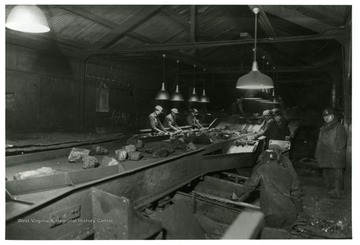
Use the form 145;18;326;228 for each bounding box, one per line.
89;33;345;55
256;6;277;38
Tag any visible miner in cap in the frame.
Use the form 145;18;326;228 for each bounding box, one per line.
148;105;167;135
254;110;281;148
231;144;301;229
315;108;347;198
187;108;204;129
164;108;182;133
272;108;291;140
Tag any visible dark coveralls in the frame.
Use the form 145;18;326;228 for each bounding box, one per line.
187;114;202;129
274;115;291;140
149;112;166;134
256;117;281;148
315;119;347;196
235;153;300;229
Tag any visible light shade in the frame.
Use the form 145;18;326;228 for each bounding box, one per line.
199;89;210;103
6;5;50;33
236;61;274;89
188;87;199;102
155;82;170;100
243;97;262;100
170;85;184;102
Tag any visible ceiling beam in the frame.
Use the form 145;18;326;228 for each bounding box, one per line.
256;6;277;38
161;7;189;29
181;66;325;75
88;33;346;55
87;5;163;51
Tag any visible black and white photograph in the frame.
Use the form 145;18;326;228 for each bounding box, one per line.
3;0;356;241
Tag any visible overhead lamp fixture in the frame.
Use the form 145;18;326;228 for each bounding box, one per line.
170;60;184;102
236;7;274;90
188;64;199;102
199;68;210;103
155;54;170;100
5;5;50;33
243;97;262;100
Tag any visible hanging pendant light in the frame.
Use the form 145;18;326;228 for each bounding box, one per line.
188;65;199;102
155;54;170;100
236;7;273;89
6;5;50;33
200;68;210;103
170;60;184;102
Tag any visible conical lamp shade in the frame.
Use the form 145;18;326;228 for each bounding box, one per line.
170;85;184;101
188;87;199;102
236;61;274;89
243;97;262;100
155;82;170;100
6;5;50;33
199;89;210;103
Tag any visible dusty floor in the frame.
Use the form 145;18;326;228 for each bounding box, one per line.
291;164;352;239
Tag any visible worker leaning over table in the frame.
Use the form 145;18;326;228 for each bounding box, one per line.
187;108;204;129
164;108;183;133
149;105;167;135
253;109;281;148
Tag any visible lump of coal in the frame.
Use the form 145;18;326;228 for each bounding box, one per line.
68;147;90;163
235;139;247;147
13;167;57;180
101;156;125;172
152;148;169;158
192;133;213;145
101;156;119;166
115;149;128;162
90;145;109;155
143;142;175;155
186;142;197;151
124;144;137;153
128;151;143;161
82;155;100;169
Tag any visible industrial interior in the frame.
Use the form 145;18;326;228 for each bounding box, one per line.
5;4;352;239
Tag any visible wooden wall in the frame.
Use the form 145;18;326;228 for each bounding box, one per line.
5;37;164;134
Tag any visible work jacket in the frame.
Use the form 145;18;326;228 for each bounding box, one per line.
235;159;298;226
257;117;281;146
149;112;165;133
315;119;347;169
187;114;202;129
164;113;179;131
274;115;291;140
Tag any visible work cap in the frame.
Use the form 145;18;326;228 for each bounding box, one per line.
262;110;272;116
322;108;334;117
272;108;281;115
171;108;179;114
191;108;198;114
268;144;282;155
155;105;163;113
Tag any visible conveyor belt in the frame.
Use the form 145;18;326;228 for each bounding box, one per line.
6;123;264;239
